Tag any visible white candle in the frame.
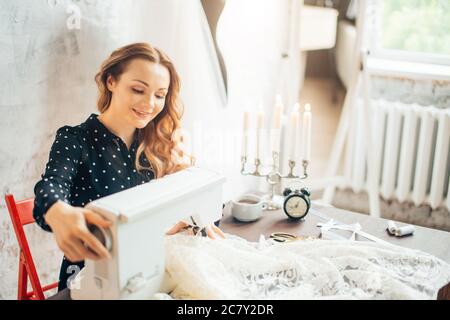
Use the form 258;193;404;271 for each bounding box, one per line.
242;111;250;158
256;109;265;160
303;103;312;161
271;95;283;155
273;95;283;129
289;103;300;161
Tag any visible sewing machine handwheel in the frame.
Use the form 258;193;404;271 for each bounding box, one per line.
87;224;113;253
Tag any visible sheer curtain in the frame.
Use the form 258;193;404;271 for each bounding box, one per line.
215;0;303;195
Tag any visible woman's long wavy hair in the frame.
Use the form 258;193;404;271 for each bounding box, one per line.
95;42;192;178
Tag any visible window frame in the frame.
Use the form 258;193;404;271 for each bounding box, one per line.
368;0;450;67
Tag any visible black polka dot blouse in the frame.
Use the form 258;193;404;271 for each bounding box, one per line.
33;113;155;231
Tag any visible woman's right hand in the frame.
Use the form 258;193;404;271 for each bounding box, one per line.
166;220;225;239
44;200;112;262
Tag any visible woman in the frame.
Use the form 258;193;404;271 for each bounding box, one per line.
33;42;224;292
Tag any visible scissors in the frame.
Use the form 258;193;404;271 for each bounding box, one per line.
181;216;207;237
269;232;301;243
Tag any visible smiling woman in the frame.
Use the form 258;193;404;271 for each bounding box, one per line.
32;42;200;292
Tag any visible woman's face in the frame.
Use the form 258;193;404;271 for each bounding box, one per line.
107;58;170;129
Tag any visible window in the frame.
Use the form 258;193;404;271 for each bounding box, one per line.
368;0;450;65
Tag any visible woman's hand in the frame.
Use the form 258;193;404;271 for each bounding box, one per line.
45;200;112;262
166;220;225;239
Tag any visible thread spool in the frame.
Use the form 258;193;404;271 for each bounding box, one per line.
387;220;397;234
394;225;415;237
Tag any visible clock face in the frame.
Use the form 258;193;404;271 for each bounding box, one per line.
285;195;308;218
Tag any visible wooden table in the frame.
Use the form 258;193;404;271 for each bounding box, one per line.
220;201;450;300
49;201;450;300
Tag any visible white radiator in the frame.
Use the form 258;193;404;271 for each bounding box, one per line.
341;100;450;210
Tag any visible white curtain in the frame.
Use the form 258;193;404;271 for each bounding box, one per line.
214;0;303;196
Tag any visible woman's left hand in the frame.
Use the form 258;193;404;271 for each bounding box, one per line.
166;220;225;239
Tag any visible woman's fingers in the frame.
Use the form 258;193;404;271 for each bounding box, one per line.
83;210;112;228
205;224;225;239
166;221;189;235
56;235;81;262
61;241;84;262
60;232;106;262
82;209;112;259
78;229;111;259
165;221;225;239
205;225;216;239
211;224;225;239
60;246;77;262
70;237;103;261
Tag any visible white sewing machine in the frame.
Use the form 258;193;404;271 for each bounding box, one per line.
70;166;226;299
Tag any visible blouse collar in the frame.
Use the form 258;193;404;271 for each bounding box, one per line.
85;113;139;149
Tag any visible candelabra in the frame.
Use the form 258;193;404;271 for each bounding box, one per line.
240;152;309;210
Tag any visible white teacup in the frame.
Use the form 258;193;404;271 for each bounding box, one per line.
231;194;267;222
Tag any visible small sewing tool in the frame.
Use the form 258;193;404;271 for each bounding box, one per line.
182;216;207;237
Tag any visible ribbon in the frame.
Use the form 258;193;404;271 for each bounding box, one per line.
317;219;393;246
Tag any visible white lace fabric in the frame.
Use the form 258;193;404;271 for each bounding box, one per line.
158;233;450;300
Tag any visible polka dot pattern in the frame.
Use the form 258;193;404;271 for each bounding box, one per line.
33;113;155;231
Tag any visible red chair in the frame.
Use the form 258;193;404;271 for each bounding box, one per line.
5;194;58;300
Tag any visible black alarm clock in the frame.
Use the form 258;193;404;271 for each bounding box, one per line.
282;187;311;220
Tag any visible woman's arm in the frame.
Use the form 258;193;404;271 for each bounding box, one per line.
33;126;111;261
33;126;82;231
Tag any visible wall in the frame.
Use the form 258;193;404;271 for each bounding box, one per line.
371;77;450;109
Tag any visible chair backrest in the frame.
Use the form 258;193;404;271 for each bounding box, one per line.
4;194;45;299
12;197;35;225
